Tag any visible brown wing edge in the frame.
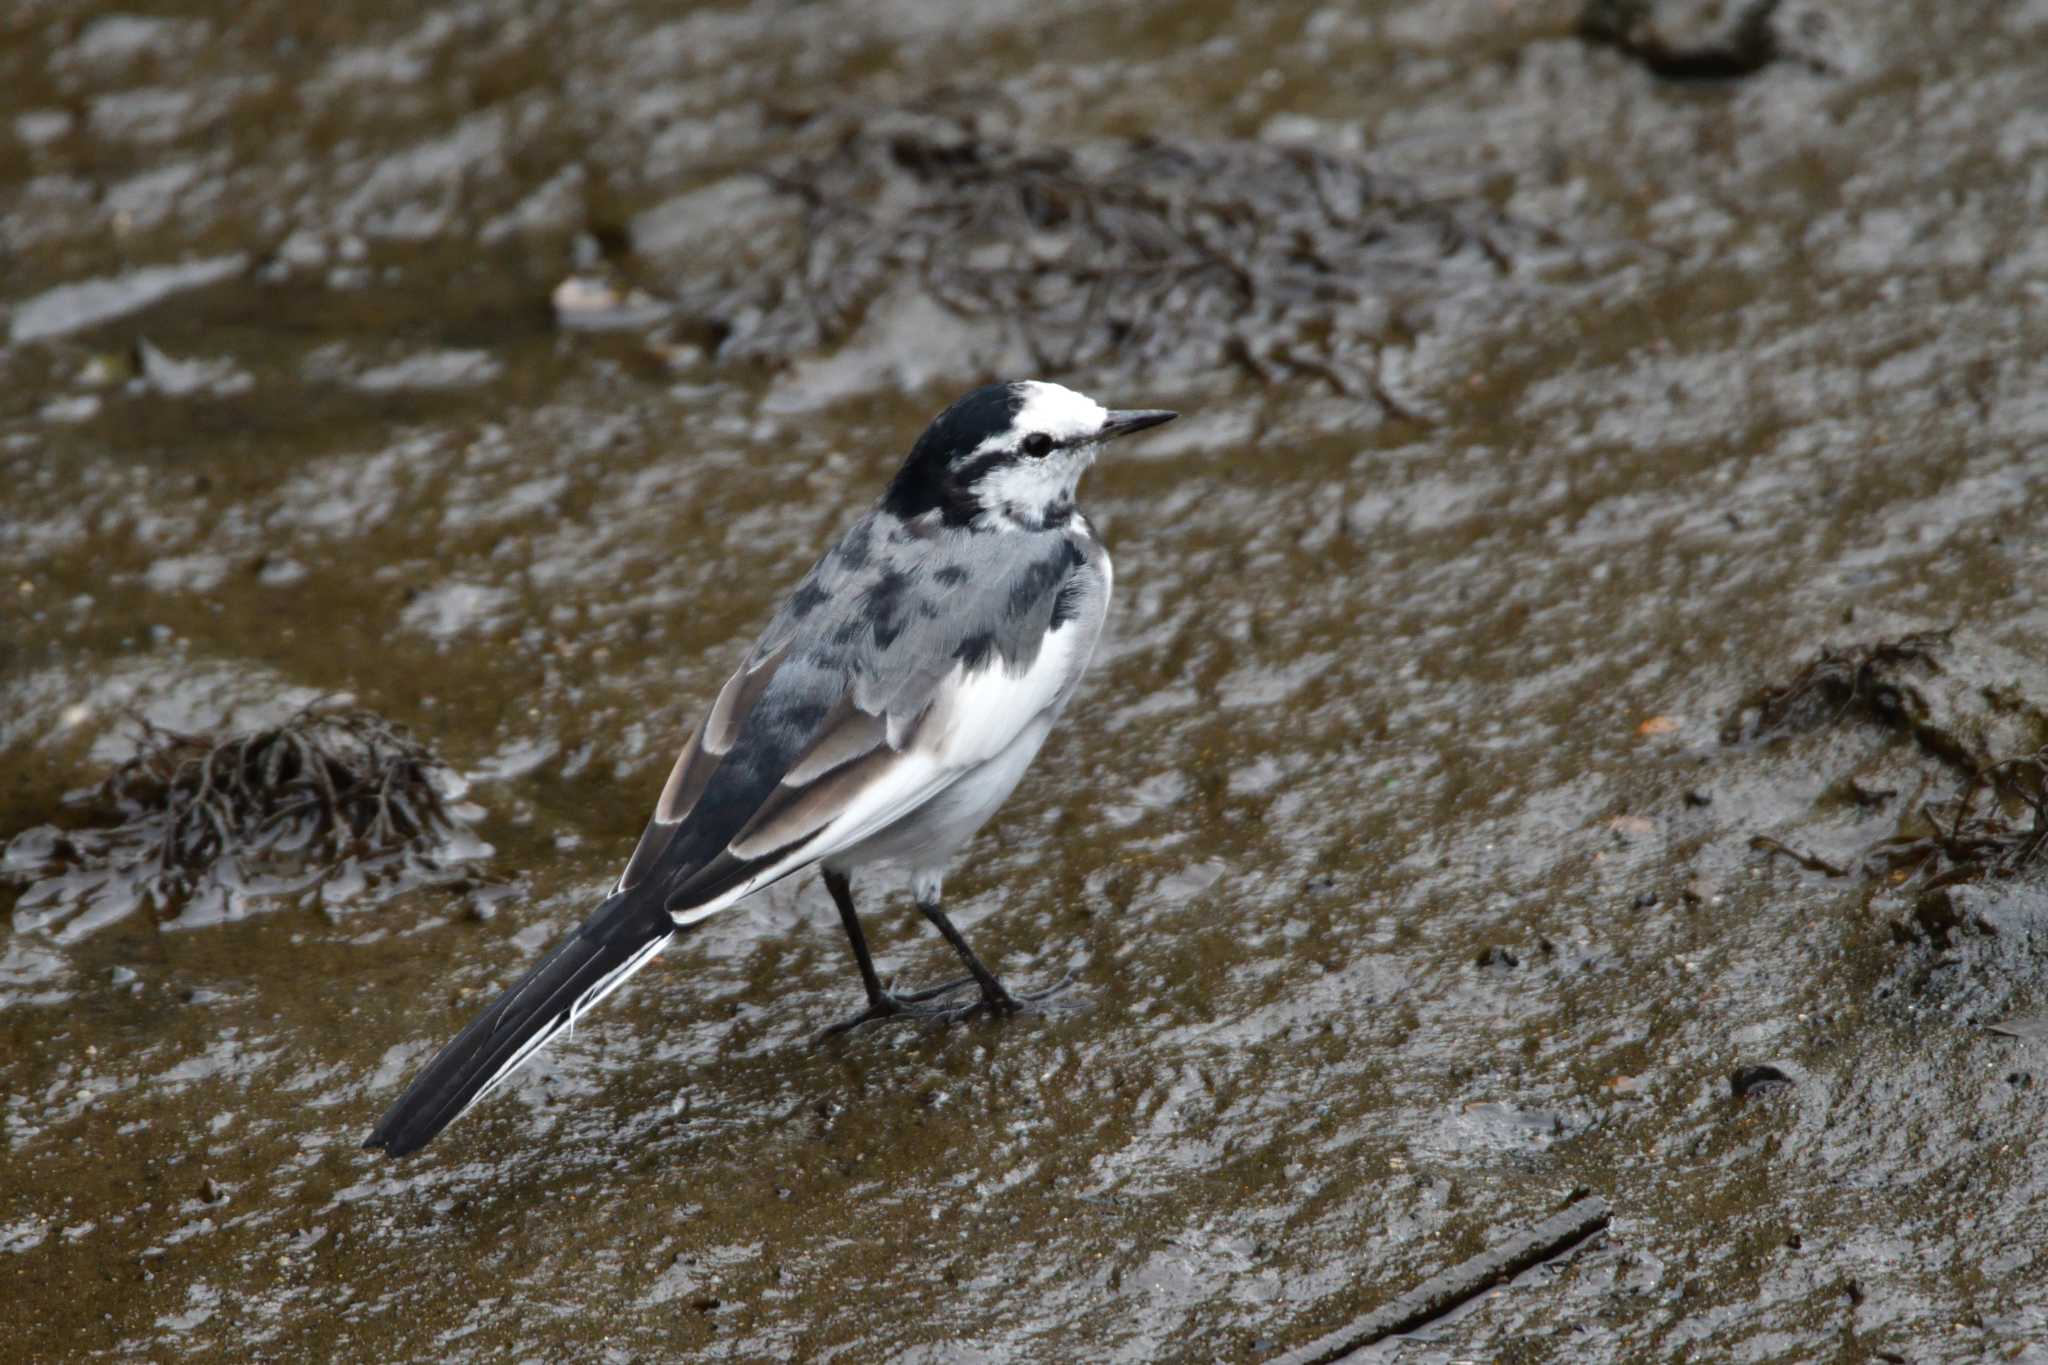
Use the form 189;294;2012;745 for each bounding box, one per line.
614;643;790;894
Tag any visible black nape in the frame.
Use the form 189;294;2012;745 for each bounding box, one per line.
882;383;1026;524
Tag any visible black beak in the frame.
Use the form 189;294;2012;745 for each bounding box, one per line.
1098;409;1178;441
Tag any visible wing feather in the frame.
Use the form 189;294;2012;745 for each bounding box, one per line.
704;639;788;755
615;722;717;893
730;742;900;861
779;693;891;786
669;750;951;924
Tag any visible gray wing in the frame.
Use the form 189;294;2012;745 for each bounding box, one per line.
614;508;1093;916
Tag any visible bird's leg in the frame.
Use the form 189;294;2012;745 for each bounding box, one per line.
915;898;1074;1014
824;867;886;1005
915;898;1020;1013
817;869;974;1039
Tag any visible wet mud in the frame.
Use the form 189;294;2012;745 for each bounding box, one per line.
4;0;2047;1360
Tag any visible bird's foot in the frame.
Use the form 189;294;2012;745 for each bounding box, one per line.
816;976;977;1040
816;970;1079;1041
989;968;1078;1014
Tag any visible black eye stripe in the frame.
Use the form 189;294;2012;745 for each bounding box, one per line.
948;450;1012;489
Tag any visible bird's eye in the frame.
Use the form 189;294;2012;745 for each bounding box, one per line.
1021;433;1054;458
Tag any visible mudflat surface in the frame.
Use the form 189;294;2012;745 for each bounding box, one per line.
4;0;2047;1359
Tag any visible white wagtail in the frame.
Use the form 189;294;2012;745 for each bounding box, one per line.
364;381;1176;1156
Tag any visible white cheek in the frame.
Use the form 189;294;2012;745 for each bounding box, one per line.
978;456;1082;516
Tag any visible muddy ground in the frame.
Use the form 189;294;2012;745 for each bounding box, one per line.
4;0;2047;1360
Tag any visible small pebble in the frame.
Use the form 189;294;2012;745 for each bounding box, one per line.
1731;1063;1797;1098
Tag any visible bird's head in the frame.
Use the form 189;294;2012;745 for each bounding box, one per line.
882;380;1176;531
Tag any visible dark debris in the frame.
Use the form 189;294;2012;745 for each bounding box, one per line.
1581;0;1783;79
4;704;483;923
1729;1063;1798;1098
1579;0;1854;80
1724;632;2048;900
1719;631;1969;766
1868;746;2048;895
654;103;1589;403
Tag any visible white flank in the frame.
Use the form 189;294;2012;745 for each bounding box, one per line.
915;620;1087;768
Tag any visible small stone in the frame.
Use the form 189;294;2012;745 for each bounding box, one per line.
255;556;308;588
1731;1063;1797;1098
276;229;328;269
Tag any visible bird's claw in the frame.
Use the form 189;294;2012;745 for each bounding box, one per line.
815;978;975;1041
1010;968;1076;1007
886;973;979;1004
815;969;1078;1042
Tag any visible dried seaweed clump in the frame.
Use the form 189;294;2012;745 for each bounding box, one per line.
5;705;488;939
1870;747;2048;895
1719;631;1955;751
654;107;1586;402
1724;630;2048;902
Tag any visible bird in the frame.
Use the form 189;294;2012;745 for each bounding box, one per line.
363;380;1176;1157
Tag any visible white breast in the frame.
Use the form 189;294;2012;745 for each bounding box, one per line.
918;617;1093;767
835;608;1098;870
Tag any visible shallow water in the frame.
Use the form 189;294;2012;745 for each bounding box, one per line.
5;0;2048;1359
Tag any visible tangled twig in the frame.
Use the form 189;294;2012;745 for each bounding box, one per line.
664;104;1581;400
4;702;481;925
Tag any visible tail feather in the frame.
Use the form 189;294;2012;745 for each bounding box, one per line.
363;892;676;1158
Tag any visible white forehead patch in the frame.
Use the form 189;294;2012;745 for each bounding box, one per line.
1010;381;1106;444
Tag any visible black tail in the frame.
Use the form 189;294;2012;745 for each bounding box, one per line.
363;891;677;1158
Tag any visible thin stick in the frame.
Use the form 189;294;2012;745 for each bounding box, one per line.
1748;834;1848;877
1267;1195;1611;1365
